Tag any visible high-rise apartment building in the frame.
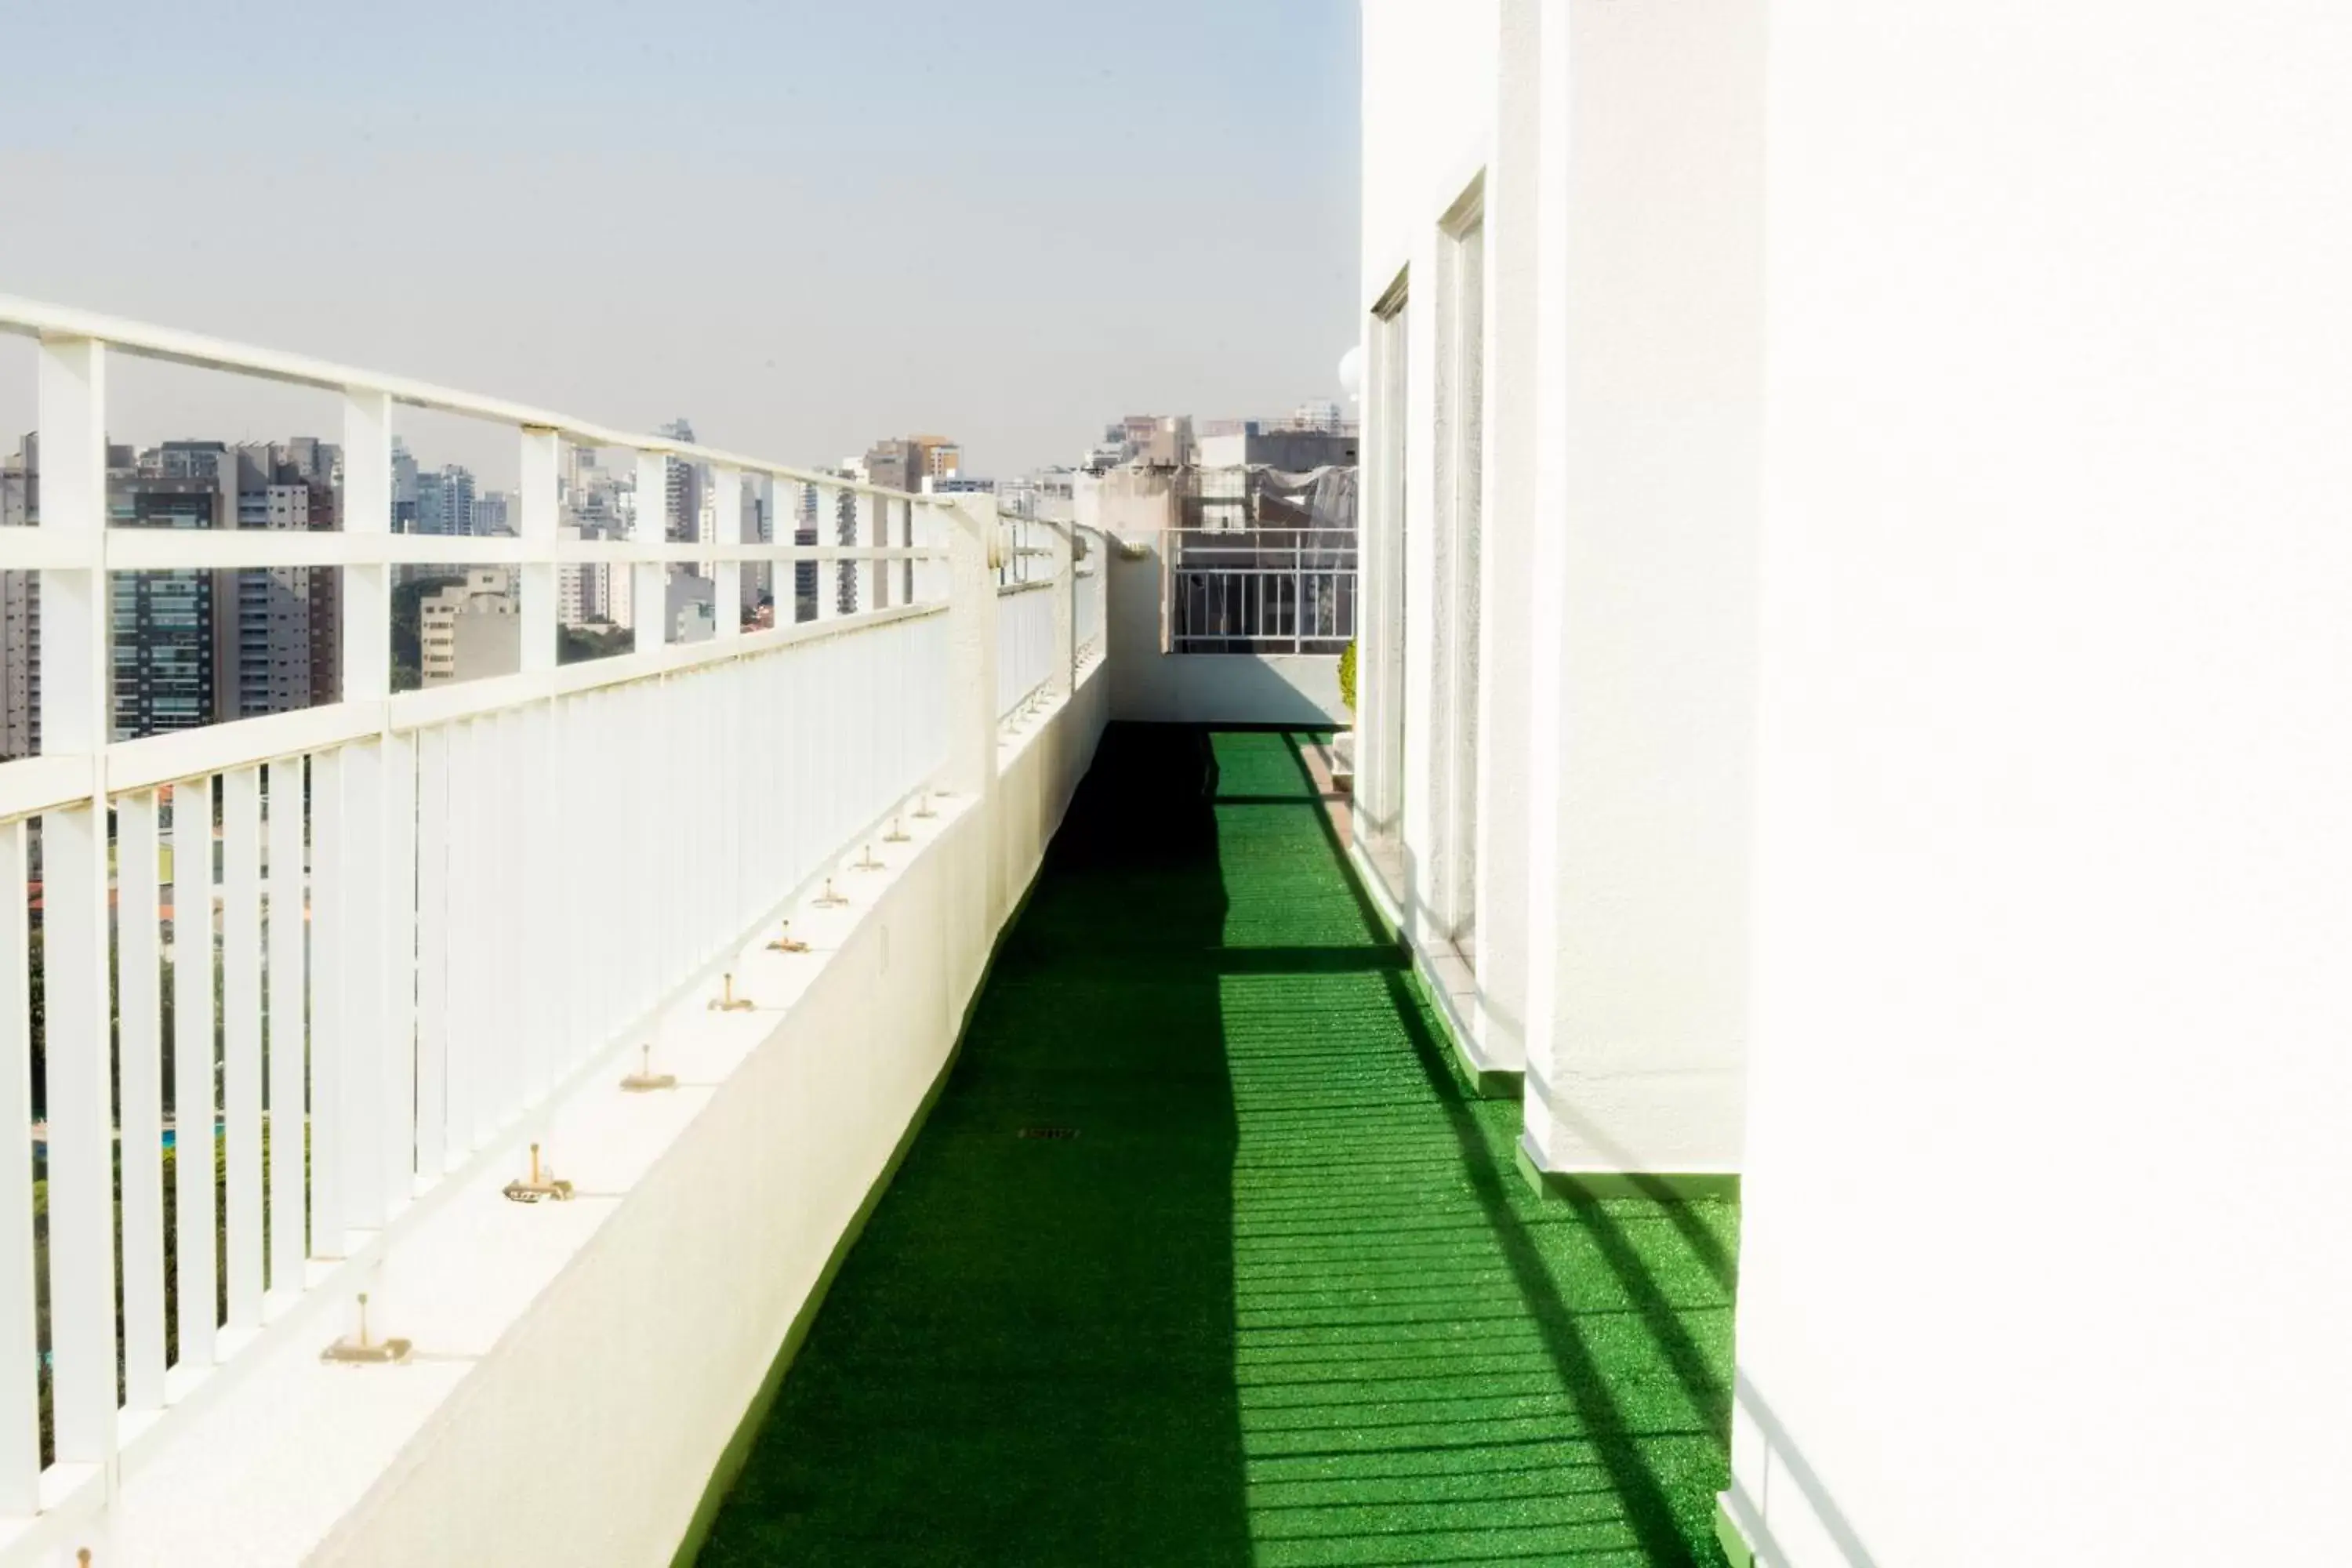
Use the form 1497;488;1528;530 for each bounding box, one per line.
414;463;476;536
905;434;960;482
230;458;318;719
111;476;226;741
862;439;923;495
471;489;512;536
306;472;341;706
391;437;419;531
658;419;702;545
0;433;347;752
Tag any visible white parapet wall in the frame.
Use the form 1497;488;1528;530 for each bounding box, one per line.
98;666;1109;1568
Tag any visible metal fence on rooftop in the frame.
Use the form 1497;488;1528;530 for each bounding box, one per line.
0;294;1087;1557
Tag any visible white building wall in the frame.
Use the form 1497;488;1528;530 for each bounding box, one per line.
1368;2;2352;1564
1359;0;1757;1153
1519;0;1762;1176
1725;5;2352;1565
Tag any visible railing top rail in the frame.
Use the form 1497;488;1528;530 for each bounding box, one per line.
0;293;944;507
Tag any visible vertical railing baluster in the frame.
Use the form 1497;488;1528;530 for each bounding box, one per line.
264;759;306;1298
440;722;474;1166
815;484;839;625
517;428;560;1120
495;709;524;1124
171;777;217;1369
339;739;384;1231
517;699;550;1109
308;748;345;1255
1051;522;1075;702
713;467;742;641
381;731;416;1210
861;491;882;611
519;428;558;676
413;726;448;1179
634;452;667;658
222;766;264;1335
0;821;36;1515
117;793;166;1409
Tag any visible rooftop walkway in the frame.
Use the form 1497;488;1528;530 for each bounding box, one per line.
696;726;1739;1566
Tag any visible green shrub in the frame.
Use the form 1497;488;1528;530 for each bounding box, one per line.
1338;641;1357;715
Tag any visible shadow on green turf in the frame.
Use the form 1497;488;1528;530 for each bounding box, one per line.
694;725;1735;1566
698;724;1257;1566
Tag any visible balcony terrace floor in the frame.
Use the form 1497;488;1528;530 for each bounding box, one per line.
696;726;1740;1566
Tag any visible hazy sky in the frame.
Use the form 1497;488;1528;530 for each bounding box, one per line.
0;0;1360;485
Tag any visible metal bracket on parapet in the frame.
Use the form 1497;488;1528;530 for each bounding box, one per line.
503;1142;576;1203
620;1044;677;1094
708;972;756;1012
321;1291;413;1366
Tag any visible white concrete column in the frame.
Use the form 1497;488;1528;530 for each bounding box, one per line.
1465;0;1544;1077
1397;197;1444;952
1518;0;1763;1180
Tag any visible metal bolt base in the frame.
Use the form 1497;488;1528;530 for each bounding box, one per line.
707;996;756;1013
621;1069;678;1093
767;935;810;953
321;1334;413;1367
503;1176;575;1203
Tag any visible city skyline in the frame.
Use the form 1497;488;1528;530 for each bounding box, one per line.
0;0;1360;480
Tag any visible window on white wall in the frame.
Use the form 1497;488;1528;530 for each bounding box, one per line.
1365;277;1410;851
1436;186;1486;957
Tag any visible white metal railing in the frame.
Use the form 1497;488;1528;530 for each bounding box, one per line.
994;509;1048;589
996;579;1058;723
0;294;1096;1554
1167;524;1356;654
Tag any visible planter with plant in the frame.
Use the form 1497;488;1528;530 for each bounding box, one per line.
1332;641;1357;788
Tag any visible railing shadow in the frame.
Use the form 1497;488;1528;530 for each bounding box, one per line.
699;722;1254;1566
699;724;1737;1566
1273;728;1740;1564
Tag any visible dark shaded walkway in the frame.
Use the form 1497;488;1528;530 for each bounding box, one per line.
699;727;1737;1566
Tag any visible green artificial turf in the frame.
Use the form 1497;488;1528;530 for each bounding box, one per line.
696;726;1740;1566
